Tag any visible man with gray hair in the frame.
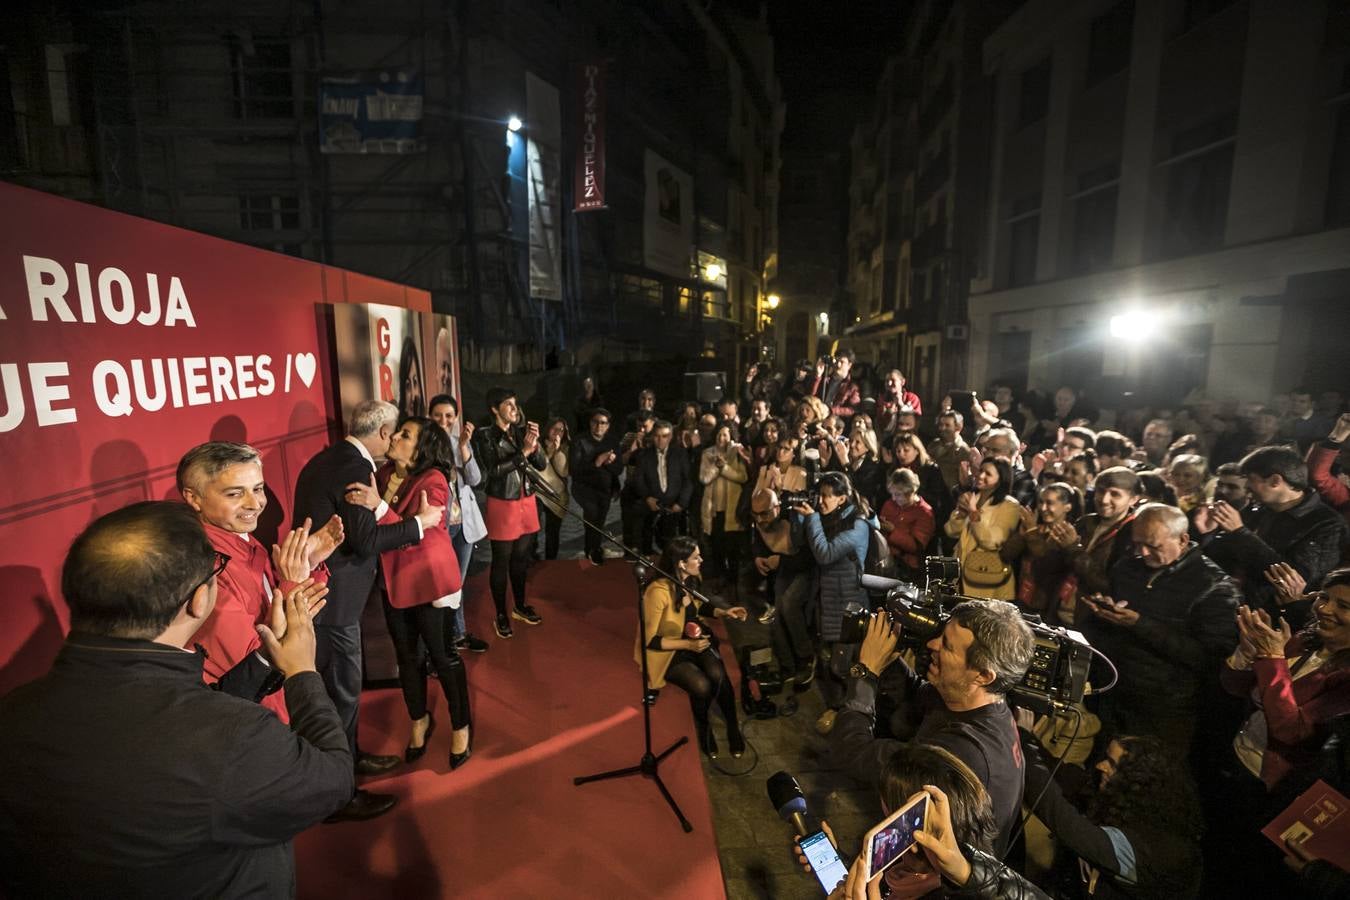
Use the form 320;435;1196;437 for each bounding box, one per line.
832;600;1035;856
1080;502;1240;756
177;441;343;721
978;426;1037;508
292;400;444;822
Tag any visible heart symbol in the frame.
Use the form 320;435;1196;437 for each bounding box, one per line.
294;352;317;389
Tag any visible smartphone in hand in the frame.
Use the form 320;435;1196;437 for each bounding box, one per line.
800;829;849;893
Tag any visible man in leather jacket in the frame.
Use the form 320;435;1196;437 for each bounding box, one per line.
570;407;623;565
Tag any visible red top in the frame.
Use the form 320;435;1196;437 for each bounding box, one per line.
375;464;462;608
1306;443;1350;519
1221;635;1350;789
198;522;330;722
878;496;936;571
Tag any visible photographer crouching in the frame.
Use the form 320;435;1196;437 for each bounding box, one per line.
831;599;1035;857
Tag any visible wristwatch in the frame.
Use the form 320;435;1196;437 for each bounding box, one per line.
848;662;877;681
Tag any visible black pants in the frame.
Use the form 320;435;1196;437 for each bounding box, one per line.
707;517;744;592
489;533;535;617
771;571;816;676
314;622;363;757
641;506;685;554
538;498;564;560
382;600;471;730
574;486;613;557
665;648;741;741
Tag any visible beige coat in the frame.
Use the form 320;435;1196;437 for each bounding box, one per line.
699;448;748;534
944;495;1022;599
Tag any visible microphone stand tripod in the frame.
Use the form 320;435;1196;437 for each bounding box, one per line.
500;418;704;831
556;468;710;834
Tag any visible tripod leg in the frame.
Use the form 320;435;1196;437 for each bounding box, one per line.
652;735;688;764
650;770;694;833
573;763;645;786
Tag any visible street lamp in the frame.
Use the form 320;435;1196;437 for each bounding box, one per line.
766;293;781;310
507;115;523;132
705;262;722;282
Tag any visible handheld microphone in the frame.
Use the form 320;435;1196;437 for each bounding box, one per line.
766;770;811;837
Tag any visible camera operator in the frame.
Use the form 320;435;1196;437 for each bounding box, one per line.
748;488;817;681
831;602;1035;856
793;471;873;735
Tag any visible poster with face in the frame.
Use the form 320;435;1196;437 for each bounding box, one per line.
430;313;461;411
333;304;427;428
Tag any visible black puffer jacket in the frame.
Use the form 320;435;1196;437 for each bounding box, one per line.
1081;547;1240;716
472;423;546;501
944;845;1050;898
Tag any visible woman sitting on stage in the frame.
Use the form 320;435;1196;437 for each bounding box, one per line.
636;536;749;759
372;416;473;769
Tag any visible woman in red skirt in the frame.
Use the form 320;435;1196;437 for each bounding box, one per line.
471;388;548;639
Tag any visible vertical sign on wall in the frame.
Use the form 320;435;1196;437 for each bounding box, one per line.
526;72;563;301
574;62;606;212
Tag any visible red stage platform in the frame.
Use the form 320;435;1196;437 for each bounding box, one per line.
294;560;726;899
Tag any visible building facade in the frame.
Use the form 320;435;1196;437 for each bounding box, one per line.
840;0;1014;404
969;0;1350;405
2;0;782;386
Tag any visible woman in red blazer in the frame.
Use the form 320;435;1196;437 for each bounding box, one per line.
374;416;472;769
1222;567;1350;791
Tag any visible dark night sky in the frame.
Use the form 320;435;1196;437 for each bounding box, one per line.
730;0;911;151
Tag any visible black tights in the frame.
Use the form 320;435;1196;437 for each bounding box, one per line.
489;533;535;617
664;649;741;740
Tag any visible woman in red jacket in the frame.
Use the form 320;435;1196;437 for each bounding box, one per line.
1222;566;1350;791
877;468;935;580
374;416;472;769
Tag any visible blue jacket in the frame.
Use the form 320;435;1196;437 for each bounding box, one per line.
805;504;871;641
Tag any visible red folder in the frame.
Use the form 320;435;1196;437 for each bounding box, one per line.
1262;780;1350;872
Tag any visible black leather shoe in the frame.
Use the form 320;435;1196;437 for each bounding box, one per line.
457;632;489;653
323;789;397;823
355;752;400;776
405;714;436;763
590;549;605;566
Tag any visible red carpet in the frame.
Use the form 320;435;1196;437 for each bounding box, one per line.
294;560;726;899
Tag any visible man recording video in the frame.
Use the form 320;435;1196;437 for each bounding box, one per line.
831;601;1035;855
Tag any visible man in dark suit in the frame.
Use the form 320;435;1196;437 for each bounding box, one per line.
0;501;353;897
292;400;444;822
632;419;693;553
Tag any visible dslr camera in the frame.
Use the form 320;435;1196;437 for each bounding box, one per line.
840;556;1094;714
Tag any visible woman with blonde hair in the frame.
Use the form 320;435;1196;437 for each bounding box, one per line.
699;423;750;593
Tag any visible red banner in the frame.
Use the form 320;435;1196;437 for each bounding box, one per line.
573;62;606;212
0;183;431;696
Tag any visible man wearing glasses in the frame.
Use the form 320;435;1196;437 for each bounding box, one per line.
177;441;342;722
0;502;351;897
569;408;624;565
633;420;693;553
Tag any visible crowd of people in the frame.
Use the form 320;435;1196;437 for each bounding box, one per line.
2;349;1348;897
598;354;1350;898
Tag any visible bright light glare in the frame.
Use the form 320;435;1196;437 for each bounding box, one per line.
705;263;722;281
1109;310;1160;341
507;116;523;132
767;293;781;309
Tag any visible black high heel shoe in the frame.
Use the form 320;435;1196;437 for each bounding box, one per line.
697;724;718;760
449;726;473;770
728;727;745;759
405;713;436;763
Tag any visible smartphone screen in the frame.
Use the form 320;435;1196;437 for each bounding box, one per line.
800;830;849;893
868;794;929;881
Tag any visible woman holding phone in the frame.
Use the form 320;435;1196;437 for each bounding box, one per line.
795;744;1046;898
636;536;748;758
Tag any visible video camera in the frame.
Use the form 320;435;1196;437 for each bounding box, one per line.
841;556;1094;714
